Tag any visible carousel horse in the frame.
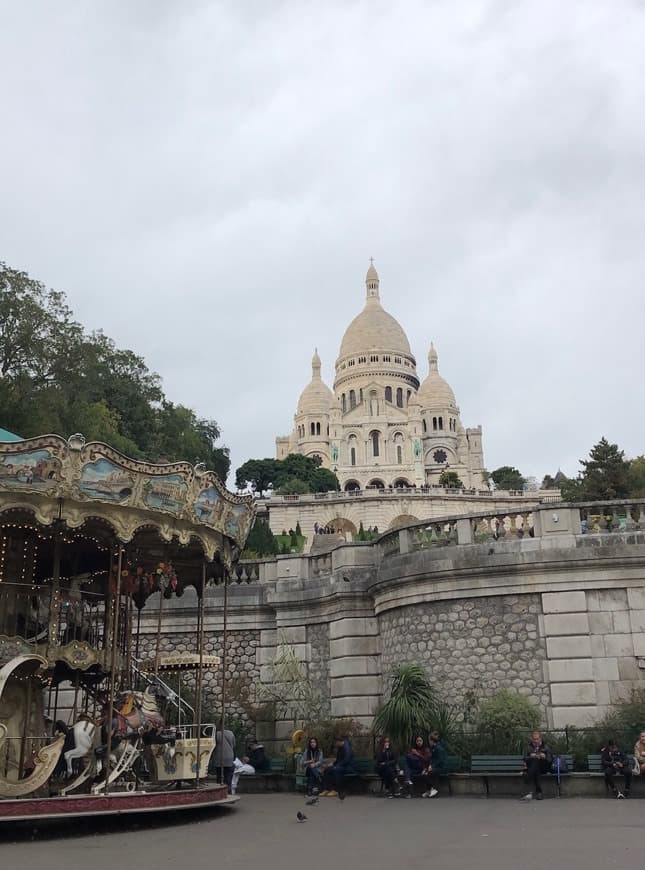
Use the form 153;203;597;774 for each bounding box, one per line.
63;686;174;778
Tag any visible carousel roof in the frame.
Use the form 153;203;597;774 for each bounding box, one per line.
0;433;254;559
0;428;22;442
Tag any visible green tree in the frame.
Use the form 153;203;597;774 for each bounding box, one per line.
490;466;526;491
562;438;631;501
242;519;279;558
276;477;310;495
627;456;645;498
439;470;463;488
373;664;437;750
235;458;279;496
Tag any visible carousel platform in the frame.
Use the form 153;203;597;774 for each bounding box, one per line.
0;783;236;822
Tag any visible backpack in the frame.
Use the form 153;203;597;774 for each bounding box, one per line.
551;755;569;780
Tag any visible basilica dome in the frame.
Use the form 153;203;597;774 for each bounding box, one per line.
296;350;334;415
417;343;457;409
337;265;413;360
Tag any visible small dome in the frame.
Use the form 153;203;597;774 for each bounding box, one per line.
338;263;413;359
297;350;334;415
417;343;457;409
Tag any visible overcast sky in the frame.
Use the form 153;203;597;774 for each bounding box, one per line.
1;1;644;485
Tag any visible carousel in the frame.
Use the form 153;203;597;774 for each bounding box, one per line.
0;433;254;822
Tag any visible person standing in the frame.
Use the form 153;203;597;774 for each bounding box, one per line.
601;739;632;798
633;730;645;774
209;723;235;793
522;730;552;800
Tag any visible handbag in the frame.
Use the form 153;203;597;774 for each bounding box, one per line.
631;755;641;776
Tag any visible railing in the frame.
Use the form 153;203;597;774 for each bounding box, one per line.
263;487;557;504
578;500;645;533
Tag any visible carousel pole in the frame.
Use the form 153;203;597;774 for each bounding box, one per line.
47;529;63;660
195;561;206;786
104;544;124;795
218;561;229;786
153;573;165;677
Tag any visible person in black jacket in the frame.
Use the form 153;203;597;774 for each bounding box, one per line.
303;737;324;796
601;739;632;798
321;736;355;799
522;731;552;800
375;736;401;797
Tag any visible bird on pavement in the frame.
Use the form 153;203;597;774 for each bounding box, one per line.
297;811;307;822
305;797;319;806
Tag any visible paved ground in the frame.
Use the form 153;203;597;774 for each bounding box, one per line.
2;794;644;869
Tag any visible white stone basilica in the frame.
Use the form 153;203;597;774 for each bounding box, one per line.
276;263;485;491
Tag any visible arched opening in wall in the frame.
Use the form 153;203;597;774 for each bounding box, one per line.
385;386;392;403
407;390;411;404
422;419;427;433
350;447;356;466
342;394;346;413
316;422;321;435
367;478;385;489
393;478;411;488
396;445;403;464
369;390;378;416
396;387;403;408
388;514;419;529
349;390;356;409
432;417;438;431
344;479;361;491
438;417;443;430
309;422;314;435
328;516;358;540
370;430;380;458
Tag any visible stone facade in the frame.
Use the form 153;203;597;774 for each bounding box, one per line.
275;264;485;490
379;594;550;712
141;501;645;735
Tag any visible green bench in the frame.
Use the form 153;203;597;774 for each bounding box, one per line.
237;756;287;792
471;754;573;795
587;754;602;773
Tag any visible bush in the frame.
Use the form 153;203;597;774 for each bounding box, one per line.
475;689;541;753
304;717;371;756
373;664;437;750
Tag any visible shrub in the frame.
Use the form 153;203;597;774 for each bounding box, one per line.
475;689;541;753
373;663;437;750
304;717;371;756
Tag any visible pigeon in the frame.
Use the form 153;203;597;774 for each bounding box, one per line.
297;811;307;822
305;797;319;806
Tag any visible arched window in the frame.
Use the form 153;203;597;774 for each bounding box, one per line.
349;390;356;409
359;388;363;403
385;386;392;403
439;417;443;430
316;422;321;435
423;419;427;433
396;388;403;408
342;393;346;412
371;431;380;457
397;445;402;464
433;417;438;431
407;390;411;404
310;422;315;435
350;447;356;466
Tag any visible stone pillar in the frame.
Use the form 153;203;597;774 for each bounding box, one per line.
329;617;381;730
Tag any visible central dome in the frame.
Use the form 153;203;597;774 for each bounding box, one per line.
337;264;413;360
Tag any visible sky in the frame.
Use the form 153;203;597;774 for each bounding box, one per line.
1;0;644;486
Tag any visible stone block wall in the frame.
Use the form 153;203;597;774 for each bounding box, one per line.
379;594;550;712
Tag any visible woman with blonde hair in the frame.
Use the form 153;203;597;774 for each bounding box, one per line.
633;730;645;774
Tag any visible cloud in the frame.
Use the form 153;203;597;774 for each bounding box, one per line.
1;0;643;483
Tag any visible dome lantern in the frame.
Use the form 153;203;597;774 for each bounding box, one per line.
366;258;380;301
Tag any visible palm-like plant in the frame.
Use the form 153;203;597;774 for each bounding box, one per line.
373;664;437;751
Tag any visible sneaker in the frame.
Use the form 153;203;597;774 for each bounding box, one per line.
404;792;412;799
326;790;338;798
429;788;438;798
617;791;625;800
405;780;413;786
319;791;329;796
521;793;533;801
421;791;430;798
338;793;345;801
387;793;395;799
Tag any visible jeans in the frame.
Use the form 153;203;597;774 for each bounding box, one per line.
305;765;323;793
604;766;632;794
524;758;549;794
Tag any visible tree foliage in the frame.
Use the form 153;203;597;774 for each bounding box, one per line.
242;518;279;558
235;453;339;495
561;438;632;502
490;466;526;491
439;470;463;488
0;262;229;479
373;663;438;750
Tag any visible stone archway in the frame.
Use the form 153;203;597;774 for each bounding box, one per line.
393;478;412;488
330;517;357;535
388;514;419;530
367;479;385;489
344;480;361;492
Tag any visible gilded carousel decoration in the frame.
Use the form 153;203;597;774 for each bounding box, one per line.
0;433;254;821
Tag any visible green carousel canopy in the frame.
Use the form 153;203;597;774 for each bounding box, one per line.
0;428;22;442
0;433;255;559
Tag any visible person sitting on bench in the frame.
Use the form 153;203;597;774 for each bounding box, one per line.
231;739;267;794
522;730;552;800
375;736;401;797
422;731;447;798
321;736;355;799
601;739;632;799
303;736;324;796
634;731;645;775
404;735;430;791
